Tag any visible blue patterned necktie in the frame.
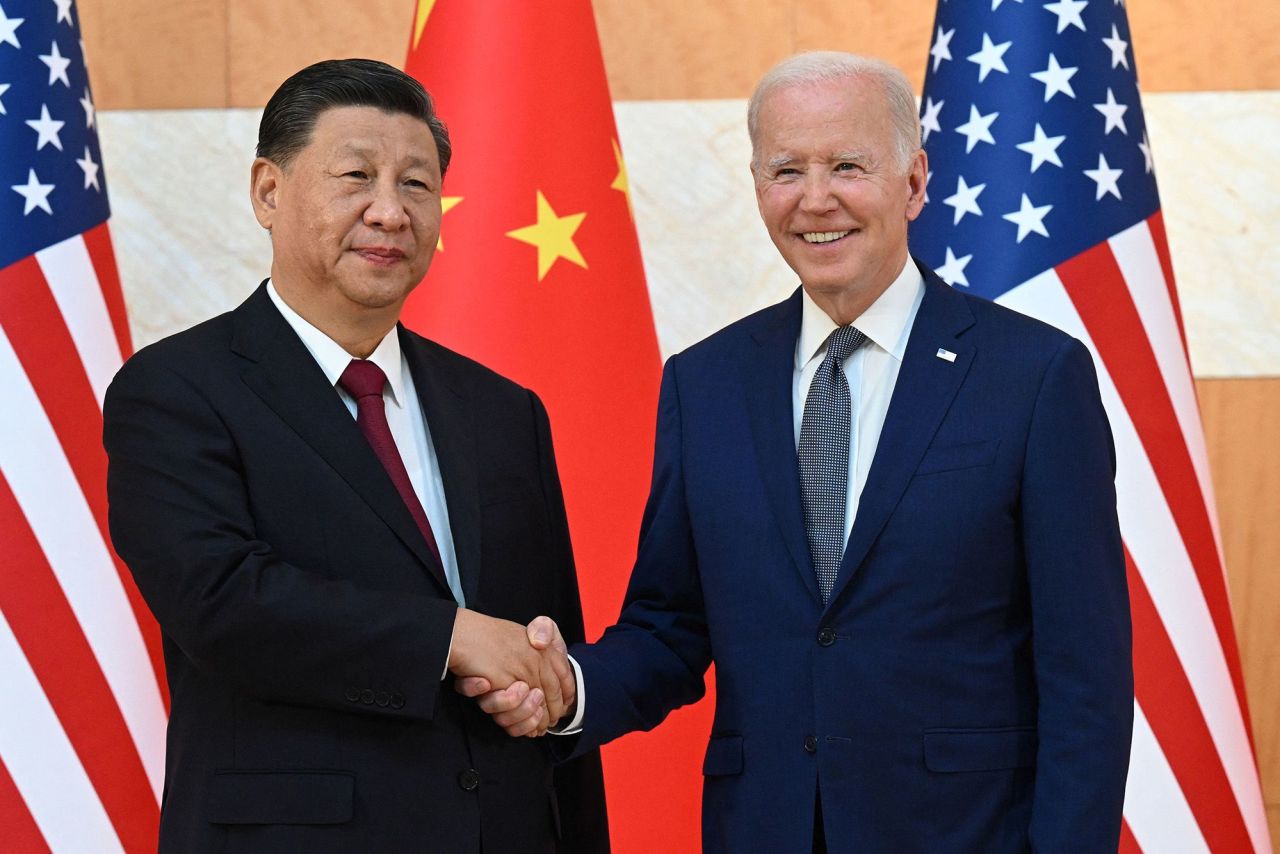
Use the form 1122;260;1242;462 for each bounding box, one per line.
798;325;868;603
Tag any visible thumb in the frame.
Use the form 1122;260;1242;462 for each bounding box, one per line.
527;616;555;649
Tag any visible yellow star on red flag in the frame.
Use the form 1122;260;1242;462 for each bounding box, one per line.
611;138;633;220
413;0;436;50
435;196;462;251
505;191;587;281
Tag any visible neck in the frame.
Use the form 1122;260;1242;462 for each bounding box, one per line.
271;275;399;359
808;288;881;328
807;253;909;326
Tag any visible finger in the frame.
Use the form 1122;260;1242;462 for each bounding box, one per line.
552;653;576;713
476;682;529;715
538;653;565;722
495;689;545;736
491;686;542;727
454;676;492;697
504;704;545;738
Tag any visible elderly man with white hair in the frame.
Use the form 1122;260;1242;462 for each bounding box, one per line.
465;51;1133;854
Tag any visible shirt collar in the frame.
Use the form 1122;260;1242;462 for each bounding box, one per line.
266;279;407;408
796;258;926;370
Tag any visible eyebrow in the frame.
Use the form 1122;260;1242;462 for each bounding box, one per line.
832;150;870;163
764;151;871;170
337;144;434;169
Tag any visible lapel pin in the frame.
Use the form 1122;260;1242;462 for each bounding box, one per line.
936;348;957;363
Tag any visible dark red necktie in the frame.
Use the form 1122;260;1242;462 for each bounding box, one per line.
338;359;443;568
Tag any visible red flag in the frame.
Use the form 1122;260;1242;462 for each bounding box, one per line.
402;2;711;850
1;1;167;850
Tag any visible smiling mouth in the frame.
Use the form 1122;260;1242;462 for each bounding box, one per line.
801;230;852;244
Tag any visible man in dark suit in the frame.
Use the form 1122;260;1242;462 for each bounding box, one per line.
467;52;1133;852
104;59;607;853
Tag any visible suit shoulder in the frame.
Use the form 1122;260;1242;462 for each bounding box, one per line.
957;290;1079;357
672;296;795;366
112;309;238;388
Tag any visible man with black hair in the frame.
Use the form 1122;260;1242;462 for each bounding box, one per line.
104;58;607;853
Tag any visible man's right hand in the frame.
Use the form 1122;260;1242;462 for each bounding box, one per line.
455;616;575;738
447;610;571;735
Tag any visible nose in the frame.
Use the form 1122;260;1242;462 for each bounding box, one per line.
798;173;837;214
363;178;410;231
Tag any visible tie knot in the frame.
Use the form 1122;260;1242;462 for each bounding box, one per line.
339;359;387;400
824;325;867;366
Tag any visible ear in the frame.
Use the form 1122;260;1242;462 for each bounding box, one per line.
249;157;283;231
750;162;767;214
904;148;928;222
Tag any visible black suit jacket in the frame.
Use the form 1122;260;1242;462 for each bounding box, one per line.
104;283;608;853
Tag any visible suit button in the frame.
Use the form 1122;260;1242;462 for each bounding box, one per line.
344;686;360;702
804;735;818;754
389;693;405;710
458;769;481;791
375;691;390;707
817;627;836;647
359;689;375;704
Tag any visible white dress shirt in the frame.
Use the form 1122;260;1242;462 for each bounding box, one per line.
559;259;926;736
793;260;925;541
266;281;466;607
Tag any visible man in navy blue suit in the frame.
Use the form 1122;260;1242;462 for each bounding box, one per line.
465;51;1133;853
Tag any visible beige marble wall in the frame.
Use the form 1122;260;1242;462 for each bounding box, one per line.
1145;92;1280;378
101;93;1280;377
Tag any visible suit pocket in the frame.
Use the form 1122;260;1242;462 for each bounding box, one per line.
205;770;354;825
915;440;999;476
923;726;1037;773
702;733;744;776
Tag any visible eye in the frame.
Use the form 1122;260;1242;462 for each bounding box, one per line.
403;178;430;189
774;167;801;178
343;170;368;180
835;162;862;173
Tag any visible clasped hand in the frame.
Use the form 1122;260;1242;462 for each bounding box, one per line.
447;610;572;737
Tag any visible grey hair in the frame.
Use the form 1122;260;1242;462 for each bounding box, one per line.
747;51;921;172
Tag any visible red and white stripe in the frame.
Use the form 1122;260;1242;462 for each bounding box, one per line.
0;226;166;853
999;214;1271;853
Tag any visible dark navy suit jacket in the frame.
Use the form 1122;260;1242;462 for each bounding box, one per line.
566;263;1132;853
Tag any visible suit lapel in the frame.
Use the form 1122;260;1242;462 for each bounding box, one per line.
400;331;484;607
745;291;824;604
827;267;976;607
231;285;452;596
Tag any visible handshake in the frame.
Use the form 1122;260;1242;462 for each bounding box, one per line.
446;609;573;737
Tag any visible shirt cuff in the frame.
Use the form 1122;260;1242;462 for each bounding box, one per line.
441;607;458;680
549;654;585;735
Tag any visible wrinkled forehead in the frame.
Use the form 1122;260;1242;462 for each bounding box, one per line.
306;106;439;162
752;80;893;156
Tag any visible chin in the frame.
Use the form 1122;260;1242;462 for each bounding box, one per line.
339;279;417;310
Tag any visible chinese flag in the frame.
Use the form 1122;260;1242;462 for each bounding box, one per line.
402;2;711;851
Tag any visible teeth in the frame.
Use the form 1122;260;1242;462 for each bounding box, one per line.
802;231;851;244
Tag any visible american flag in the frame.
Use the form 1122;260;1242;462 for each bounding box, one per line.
910;1;1270;851
1;1;165;851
